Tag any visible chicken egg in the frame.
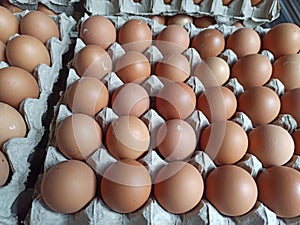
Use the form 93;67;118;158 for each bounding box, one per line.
0;102;27;148
0;6;19;44
167;14;193;26
248;124;294;167
118;19;152;52
280;88;300;126
105;116;150;160
292;129;300;155
80;15;116;50
154;162;204;214
0;66;39;108
1;0;22;13
149;15;165;25
6;35;51;73
206;165;257;216
101;159;151;213
56;114;102;160
72;45;112;80
37;3;57;15
257;166;300;218
0;151;9;186
193;16;216;28
0;40;6;62
41;160;97;214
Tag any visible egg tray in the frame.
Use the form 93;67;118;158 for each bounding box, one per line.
26;15;300;225
6;0;80;15
0;11;76;224
84;0;280;27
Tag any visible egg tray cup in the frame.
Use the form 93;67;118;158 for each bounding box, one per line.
0;10;76;224
84;0;280;27
25;14;300;225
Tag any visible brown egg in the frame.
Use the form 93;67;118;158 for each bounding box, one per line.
111;83;149;117
72;45;112;80
251;0;262;6
262;23;300;59
156;119;196;161
0;102;27;148
1;0;22;13
105;116;150;160
200;120;248;165
226;28;261;58
115;51;151;83
248;124;294;167
272;54;300;91
238;86;280;126
80;15;116;50
156;25;190;55
37;3;57;15
206;165;257;216
191;29;225;59
118;19;152;52
6;35;51;73
155;53;190;82
149;15;165;25
154;162;204;214
167;14;193;26
193;0;203;3
41;160;97;214
56;114;102;160
280;88;300;126
164;0;172;3
101;159;151;213
231;54;272;89
193;16;216;28
0;40;6;61
0;151;9;186
66;77;109;116
222;0;233;5
194;57;230;86
20;11;59;44
292;129;300;155
0;6;19;44
197;86;237;122
156;82;196;120
0;66;39;108
257;166;300;218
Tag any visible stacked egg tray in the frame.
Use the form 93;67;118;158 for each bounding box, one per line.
26;14;300;225
84;0;280;27
0;7;76;225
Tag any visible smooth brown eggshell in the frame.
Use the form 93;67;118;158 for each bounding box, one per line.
0;66;40;108
167;14;193;26
155;53;190;82
238;86;280;126
292;129;300;155
262;23;300;59
118;19;152;52
0;102;27;148
197;86;237;122
206;165;258;216
1;0;22;13
156;82;196;120
80;15;116;50
200;120;248;165
100;159;151;213
0;6;19;44
6;35;50;73
257;166;300;218
105;116;150;160
41;160;97;214
191;29;225;59
111;83;150;117
248;124;294;167
193;16;216;28
149;15;165;25
272;54;300;91
56;114;102;160
0;40;6;62
37;3;57;15
156;119;196;161
156;25;190;55
226;28;261;58
0;151;9;186
154;162;204;214
20;11;60;44
280;88;300;126
231;54;272;89
66;77;109;116
72;45;112;80
115;51;151;83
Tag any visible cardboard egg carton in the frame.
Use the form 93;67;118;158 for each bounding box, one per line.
27;15;300;225
0;11;76;224
84;0;280;27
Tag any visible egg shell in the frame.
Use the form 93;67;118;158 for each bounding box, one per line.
0;6;19;44
280;88;300;126
0;40;6;62
167;14;193;26
0;151;9;187
193;16;216;28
